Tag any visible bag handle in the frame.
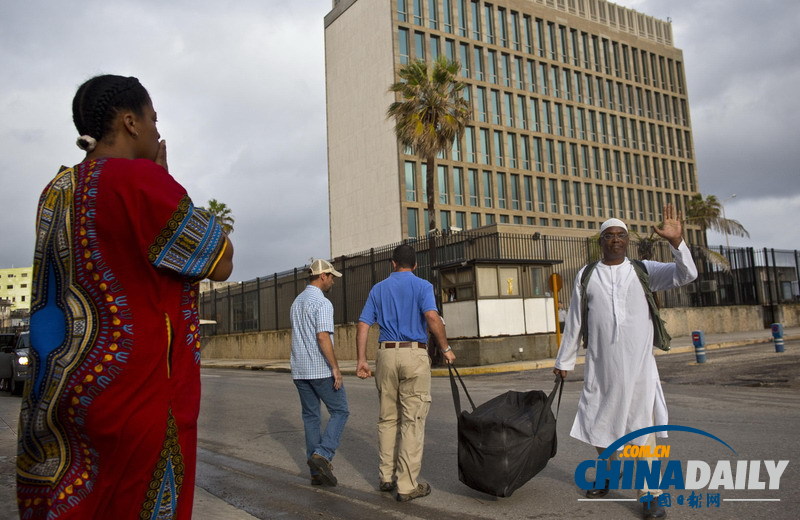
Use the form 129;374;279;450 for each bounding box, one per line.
534;376;565;431
448;364;476;416
549;375;565;418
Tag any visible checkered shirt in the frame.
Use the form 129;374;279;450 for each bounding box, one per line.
290;285;335;379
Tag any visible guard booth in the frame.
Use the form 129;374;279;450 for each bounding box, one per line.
437;259;563;339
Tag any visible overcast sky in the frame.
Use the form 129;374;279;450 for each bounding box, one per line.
1;0;798;281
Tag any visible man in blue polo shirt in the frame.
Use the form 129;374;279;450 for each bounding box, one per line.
290;258;349;487
356;244;456;502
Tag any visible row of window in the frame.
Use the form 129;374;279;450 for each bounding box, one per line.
405;163;691;219
399;28;688;128
408;127;696;191
464;91;692;158
0;272;28;278
397;0;684;93
405;198;701;239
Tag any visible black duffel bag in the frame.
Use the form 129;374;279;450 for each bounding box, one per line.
448;365;563;497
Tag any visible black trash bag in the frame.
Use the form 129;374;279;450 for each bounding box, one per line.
449;365;563;497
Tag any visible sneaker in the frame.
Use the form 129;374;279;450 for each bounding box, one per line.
379;480;396;492
642;497;667;519
585;479;610;498
307;454;337;486
396;482;431;502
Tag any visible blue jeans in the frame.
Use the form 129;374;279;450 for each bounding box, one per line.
293;377;350;471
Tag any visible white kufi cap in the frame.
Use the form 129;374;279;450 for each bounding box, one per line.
600;218;628;233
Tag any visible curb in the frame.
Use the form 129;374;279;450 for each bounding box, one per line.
201;334;798;378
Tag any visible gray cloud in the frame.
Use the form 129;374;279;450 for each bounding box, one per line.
1;0;798;282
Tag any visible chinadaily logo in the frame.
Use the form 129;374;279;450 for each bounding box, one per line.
574;425;789;510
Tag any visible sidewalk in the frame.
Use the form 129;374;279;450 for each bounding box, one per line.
199;326;799;377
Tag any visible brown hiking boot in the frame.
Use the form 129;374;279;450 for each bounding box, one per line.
396;482;431;502
307;454;337;486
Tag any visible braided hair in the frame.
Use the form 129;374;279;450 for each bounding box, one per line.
72;75;151;152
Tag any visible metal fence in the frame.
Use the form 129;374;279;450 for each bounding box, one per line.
199;232;800;336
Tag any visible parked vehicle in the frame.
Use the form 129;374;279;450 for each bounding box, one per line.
0;331;31;395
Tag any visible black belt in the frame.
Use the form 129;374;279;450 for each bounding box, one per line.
381;342;427;349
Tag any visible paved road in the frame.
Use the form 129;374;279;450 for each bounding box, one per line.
192;341;799;519
1;341;797;519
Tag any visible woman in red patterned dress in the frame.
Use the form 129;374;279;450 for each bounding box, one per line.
18;75;234;520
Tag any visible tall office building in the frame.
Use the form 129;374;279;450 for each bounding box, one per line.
325;0;700;257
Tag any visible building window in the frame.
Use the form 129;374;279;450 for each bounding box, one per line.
455;211;466;230
465;127;476;162
442;0;453;32
414;31;426;60
453;167;464;205
471;212;481;228
459;42;470;77
507;133;517;168
457;0;467;36
493;130;504;166
537;177;546;212
440;210;451;230
561;180;571;214
510;173;520;210
524;176;533;211
479;128;490;164
428;0;439;29
473;46;484;81
413;0;424;24
573;181;583;216
406;208;418;237
405;161;417;201
468;168;479;206
549;178;559;213
497;172;507;209
398;28;410;64
430;35;440;59
398;0;408;22
438;165;449;204
490;89;501;124
487;50;498;84
482;170;493;207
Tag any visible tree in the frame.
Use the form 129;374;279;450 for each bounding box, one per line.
387;56;471;245
684;194;749;241
207;199;235;235
634;195;749;272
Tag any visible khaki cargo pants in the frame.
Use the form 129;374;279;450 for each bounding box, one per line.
375;344;432;495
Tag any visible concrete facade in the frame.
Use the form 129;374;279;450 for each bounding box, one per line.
200;303;800;365
0;266;32;311
325;0;701;258
325;0;403;256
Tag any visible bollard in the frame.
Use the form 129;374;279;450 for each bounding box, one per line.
691;330;706;363
771;323;785;353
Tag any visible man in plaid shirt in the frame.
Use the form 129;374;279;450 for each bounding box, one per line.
290;259;349;486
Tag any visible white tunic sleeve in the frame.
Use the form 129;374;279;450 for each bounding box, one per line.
643;240;698;292
554;265;586;371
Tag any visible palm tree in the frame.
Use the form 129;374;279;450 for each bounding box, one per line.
635;195;749;272
387;56;471;247
684;194;749;242
207;199;235;235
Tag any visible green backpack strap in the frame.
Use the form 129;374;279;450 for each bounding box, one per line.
579;261;599;349
631;260;672;351
579;259;671;351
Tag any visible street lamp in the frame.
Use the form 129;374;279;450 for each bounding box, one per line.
721;194;736;249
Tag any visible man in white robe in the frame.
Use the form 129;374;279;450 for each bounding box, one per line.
554;205;697;520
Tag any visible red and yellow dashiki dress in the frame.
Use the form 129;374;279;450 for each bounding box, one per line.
17;158;228;520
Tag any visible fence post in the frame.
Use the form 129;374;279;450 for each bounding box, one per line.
256;277;261;331
273;272;279;331
341;256;348;323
